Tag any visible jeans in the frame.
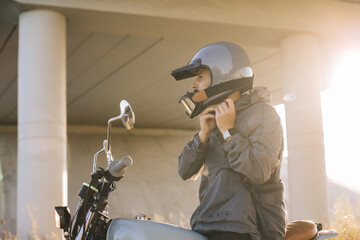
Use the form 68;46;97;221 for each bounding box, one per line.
204;231;251;240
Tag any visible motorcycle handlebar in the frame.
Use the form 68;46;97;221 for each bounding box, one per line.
107;156;133;178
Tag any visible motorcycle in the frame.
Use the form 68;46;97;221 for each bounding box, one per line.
55;100;338;240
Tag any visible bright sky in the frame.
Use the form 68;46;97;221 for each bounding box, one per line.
321;49;360;193
275;49;360;193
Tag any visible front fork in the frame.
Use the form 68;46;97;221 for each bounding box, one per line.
74;210;95;240
74;180;113;240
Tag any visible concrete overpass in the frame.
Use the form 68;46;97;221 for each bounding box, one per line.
0;0;359;238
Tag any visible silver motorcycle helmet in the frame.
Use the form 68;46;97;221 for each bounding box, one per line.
171;41;254;118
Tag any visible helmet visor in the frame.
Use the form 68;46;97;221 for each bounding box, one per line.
171;59;202;81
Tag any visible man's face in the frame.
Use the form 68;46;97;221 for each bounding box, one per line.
192;69;211;91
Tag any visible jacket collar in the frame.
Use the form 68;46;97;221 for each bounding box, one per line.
235;87;271;112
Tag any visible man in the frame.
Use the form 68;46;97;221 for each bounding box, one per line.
171;42;287;240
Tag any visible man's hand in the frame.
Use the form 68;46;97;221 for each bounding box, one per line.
198;106;216;143
215;98;236;134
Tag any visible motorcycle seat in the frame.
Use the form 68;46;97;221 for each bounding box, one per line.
283;220;319;240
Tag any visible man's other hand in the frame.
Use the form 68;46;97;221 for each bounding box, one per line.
216;98;236;134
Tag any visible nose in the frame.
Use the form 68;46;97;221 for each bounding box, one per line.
192;77;199;90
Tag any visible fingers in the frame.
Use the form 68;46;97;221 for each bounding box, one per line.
202;114;215;120
215;104;227;119
217;102;227;114
201;99;234;117
199;107;216;123
226;98;235;112
216;100;233;114
200;106;216;116
214;98;236;133
215;106;220;116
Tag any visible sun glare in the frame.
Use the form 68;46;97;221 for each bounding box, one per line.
321;49;360;192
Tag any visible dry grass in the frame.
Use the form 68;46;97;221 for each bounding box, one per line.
330;195;360;239
0;206;60;240
1;195;360;239
1;227;59;240
0;231;18;240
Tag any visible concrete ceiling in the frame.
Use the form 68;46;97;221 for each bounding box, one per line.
0;0;359;129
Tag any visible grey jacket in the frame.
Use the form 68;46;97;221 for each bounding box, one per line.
178;87;284;240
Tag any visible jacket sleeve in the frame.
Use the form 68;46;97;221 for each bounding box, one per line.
223;105;283;185
178;133;208;181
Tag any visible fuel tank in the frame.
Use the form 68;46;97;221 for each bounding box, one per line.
107;218;207;240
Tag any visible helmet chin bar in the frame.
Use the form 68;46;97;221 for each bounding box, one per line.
178;77;253;118
194;77;253;102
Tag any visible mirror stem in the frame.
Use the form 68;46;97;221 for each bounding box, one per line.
106;114;125;153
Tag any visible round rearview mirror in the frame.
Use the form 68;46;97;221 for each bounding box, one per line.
120;100;135;130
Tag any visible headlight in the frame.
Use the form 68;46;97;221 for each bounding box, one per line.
55;206;71;230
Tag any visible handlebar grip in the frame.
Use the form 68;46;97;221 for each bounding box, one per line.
107;156;133;178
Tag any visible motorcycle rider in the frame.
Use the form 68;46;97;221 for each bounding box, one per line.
171;42;287;240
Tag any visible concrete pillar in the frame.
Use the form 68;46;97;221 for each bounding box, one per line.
280;34;329;223
17;10;66;238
